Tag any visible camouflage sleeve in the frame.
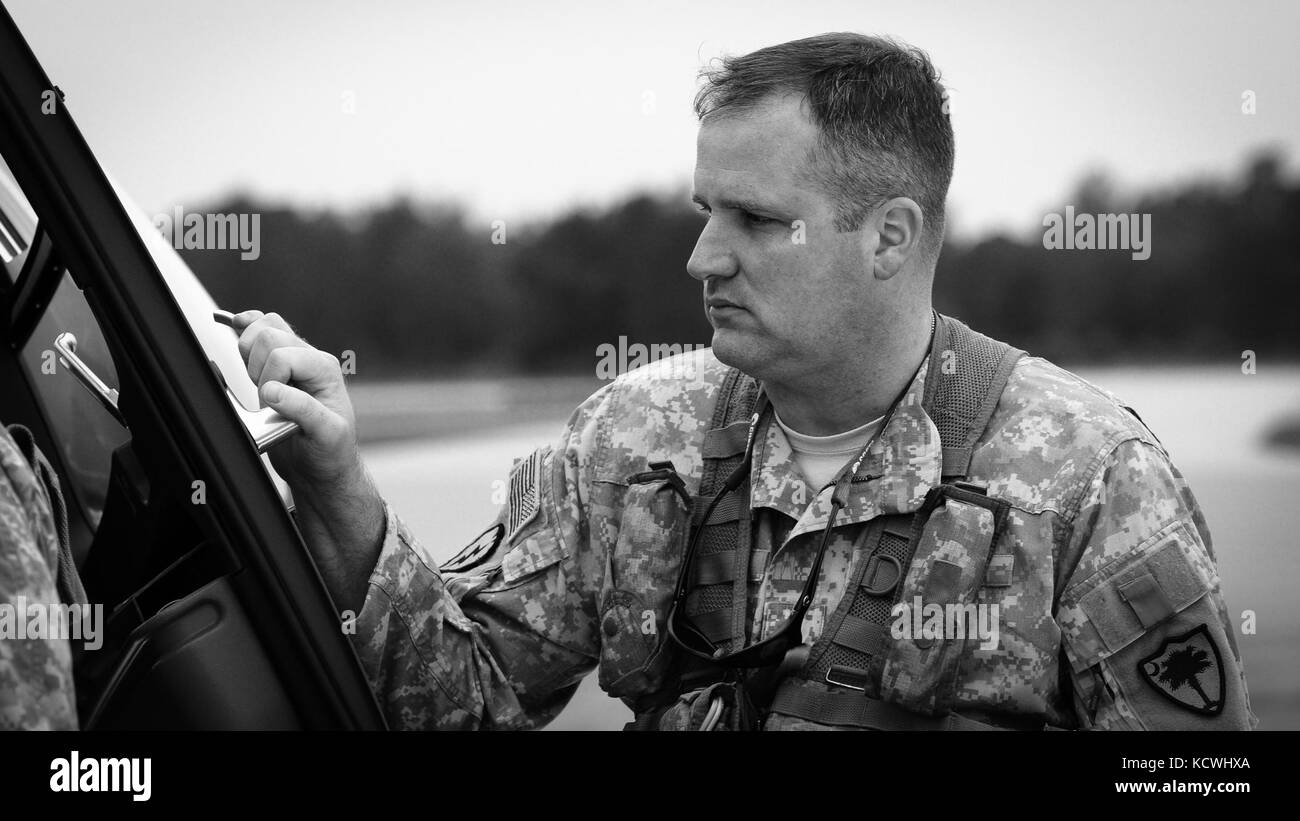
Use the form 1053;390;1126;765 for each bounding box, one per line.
349;393;608;730
0;427;78;730
1056;437;1257;730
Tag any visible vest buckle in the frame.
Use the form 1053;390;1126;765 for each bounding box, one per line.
862;554;902;596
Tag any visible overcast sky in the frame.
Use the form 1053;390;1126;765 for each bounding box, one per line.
7;0;1298;240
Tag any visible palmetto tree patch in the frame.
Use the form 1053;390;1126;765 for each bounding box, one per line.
1138;624;1225;715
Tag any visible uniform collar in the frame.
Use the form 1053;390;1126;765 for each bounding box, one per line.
749;354;941;542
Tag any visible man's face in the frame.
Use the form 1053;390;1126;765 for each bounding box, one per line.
688;94;878;383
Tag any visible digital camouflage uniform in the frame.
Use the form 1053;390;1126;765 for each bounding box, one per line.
351;332;1257;731
0;424;79;730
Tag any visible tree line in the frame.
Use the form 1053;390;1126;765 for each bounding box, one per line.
183;149;1299;378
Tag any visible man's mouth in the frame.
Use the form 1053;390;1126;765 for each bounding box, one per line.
705;297;744;312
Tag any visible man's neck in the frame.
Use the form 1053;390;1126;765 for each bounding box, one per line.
765;309;933;436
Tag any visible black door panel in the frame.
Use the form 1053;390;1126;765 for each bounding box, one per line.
87;577;301;730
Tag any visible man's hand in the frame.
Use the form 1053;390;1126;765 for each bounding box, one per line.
231;309;385;612
232;310;357;486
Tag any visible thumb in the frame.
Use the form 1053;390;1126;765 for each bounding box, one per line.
261;380;335;439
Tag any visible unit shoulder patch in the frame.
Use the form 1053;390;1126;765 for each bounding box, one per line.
1137;623;1225;716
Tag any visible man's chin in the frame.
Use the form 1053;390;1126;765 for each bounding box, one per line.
710;328;768;376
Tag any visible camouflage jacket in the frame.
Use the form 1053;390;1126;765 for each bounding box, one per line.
0;424;79;730
351;340;1257;731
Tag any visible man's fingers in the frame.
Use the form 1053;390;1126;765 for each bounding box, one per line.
256;346;342;395
259;312;293;334
245;327;311;384
231;310;264;332
237;315;269;360
235;311;300;361
233;309;291;330
260;381;343;442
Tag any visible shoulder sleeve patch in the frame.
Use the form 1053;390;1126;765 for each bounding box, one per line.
1137;623;1226;715
506;447;545;544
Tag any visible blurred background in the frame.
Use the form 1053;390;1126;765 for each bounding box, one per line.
9;0;1298;729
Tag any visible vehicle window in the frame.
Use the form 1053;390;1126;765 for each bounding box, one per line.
0;152;37;279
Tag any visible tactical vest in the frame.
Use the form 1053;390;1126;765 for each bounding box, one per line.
629;313;1029;730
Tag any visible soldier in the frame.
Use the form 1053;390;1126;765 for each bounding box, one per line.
234;33;1256;730
0;423;79;730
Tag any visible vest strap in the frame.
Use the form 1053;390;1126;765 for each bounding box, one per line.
691;491;741;526
769;682;1008;731
802;514;912;684
925;313;1026;479
831;615;888;656
702;420;752;459
692;551;736;586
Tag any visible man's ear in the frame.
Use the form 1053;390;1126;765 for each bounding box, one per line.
871;197;924;280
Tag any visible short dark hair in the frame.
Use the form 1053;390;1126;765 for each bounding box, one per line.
695;33;954;255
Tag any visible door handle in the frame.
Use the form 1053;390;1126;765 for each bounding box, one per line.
54;332;126;427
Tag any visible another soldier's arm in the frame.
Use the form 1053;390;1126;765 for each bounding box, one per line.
1055;437;1256;730
0;427;78;730
349;394;607;730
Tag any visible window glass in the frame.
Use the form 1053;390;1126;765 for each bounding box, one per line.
0;152;38;278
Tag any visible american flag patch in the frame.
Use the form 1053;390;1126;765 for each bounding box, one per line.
506;448;544;543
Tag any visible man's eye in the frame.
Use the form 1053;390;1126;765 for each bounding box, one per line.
743;211;777;227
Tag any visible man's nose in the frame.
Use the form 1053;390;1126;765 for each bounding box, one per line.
686;220;739;282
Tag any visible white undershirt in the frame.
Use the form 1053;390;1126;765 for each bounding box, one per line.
773;410;884;491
